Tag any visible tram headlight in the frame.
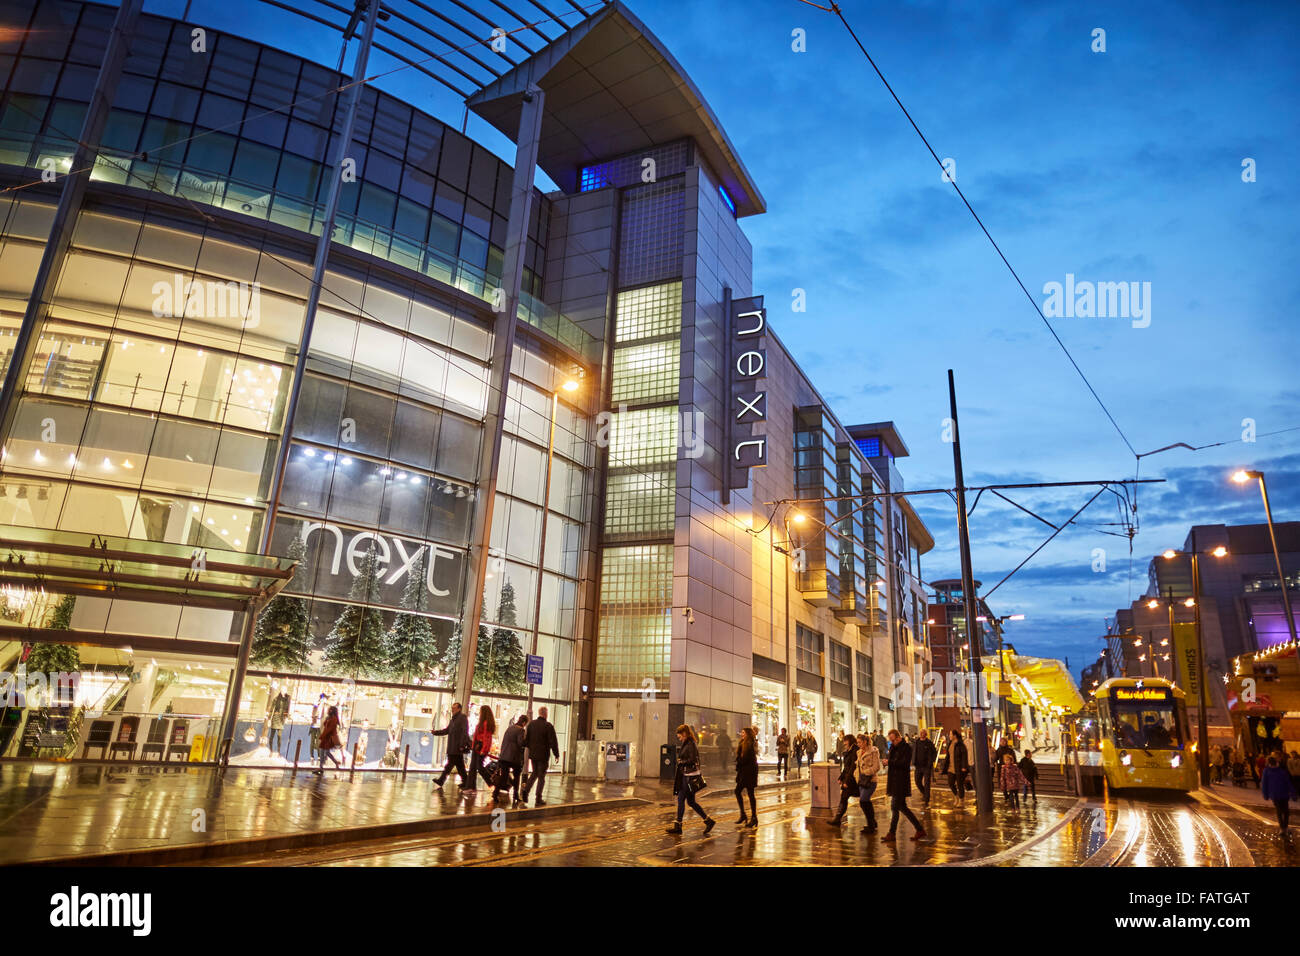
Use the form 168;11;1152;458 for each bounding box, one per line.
1119;750;1132;766
1170;754;1181;768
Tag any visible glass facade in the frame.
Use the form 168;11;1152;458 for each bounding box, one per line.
0;1;596;765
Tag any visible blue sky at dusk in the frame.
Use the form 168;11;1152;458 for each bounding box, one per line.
150;0;1300;676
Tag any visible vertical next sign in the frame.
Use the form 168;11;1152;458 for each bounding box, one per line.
726;292;767;500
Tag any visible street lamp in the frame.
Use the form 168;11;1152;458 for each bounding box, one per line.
526;375;581;718
1159;545;1229;786
1231;469;1298;647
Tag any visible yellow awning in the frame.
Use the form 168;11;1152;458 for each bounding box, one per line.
981;651;1085;715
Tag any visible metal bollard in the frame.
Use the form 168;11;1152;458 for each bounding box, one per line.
403;745;410;776
293;738;302;774
350;740;359;776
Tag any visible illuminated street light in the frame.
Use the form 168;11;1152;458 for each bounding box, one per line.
1229;469;1297;647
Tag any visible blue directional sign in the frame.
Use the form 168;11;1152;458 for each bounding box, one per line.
526;655;544;685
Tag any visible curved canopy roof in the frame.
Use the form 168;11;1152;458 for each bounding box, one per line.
466;1;765;216
983;651;1085;716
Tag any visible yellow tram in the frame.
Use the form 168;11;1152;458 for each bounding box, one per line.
1094;677;1198;792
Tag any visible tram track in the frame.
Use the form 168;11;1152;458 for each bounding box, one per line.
1107;797;1245;867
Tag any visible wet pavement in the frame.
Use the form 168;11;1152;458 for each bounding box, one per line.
212;787;1089;867
0;761;688;864
2;759;1296;866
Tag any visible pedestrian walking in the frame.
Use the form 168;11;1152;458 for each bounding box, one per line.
882;729;926;842
734;726;759;828
1209;745;1224;784
947;729;969;805
806;733;819;765
829;733;859;827
873;731;888;759
776;727;790;780
1000;753;1027;809
793;732;805;773
666;724;716;835
1287;750;1300;796
854;733;880;834
521;705;560;806
1261;753;1297;836
1018;750;1039;803
464;704;495;792
313;705;343;775
913;729;937;805
493;714;527;806
431;701;471;790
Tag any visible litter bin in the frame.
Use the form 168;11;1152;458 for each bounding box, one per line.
808;762;837;818
660;744;676;781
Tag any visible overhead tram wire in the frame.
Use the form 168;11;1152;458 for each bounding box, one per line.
801;2;1136;460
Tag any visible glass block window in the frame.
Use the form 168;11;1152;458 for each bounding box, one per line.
608;405;678;468
615;281;681;342
603;469;674;538
595;544;673;691
619;180;684;287
611;339;680;405
579;140;690;192
854;437;881;458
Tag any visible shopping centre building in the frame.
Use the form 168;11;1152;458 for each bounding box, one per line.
0;0;933;776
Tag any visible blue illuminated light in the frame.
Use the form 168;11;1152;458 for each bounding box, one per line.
854;437;881;458
579;165;612;191
718;185;736;214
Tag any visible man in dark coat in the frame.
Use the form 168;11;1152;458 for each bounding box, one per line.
494;715;528;806
522;706;560;806
829;733;859;827
431;701;470;789
913;729;938;806
883;729;925;841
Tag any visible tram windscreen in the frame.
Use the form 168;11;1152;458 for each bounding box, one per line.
1110;702;1182;749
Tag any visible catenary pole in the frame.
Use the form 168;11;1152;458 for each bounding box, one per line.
948;370;994;813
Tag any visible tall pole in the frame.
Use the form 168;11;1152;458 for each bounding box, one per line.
947;370;993;813
224;0;380;748
1256;474;1298;646
526;391;560;718
1165;592;1176;684
1190;551;1211;785
455;86;547;701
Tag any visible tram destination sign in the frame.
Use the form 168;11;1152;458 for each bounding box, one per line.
1114;687;1173;702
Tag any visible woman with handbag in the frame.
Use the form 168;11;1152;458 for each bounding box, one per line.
313;705;343;775
666;724;717;835
464;705;495;792
734;726;759;828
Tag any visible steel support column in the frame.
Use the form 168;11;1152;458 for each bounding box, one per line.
0;0;144;449
222;0;382;748
454;85;547;702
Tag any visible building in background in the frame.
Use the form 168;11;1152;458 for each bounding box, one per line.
1105;522;1300;745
